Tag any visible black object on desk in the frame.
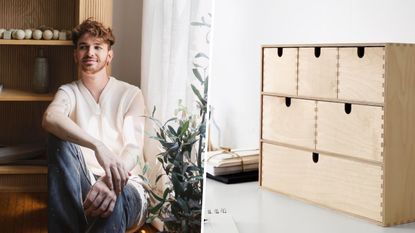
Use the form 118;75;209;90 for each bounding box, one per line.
207;171;258;184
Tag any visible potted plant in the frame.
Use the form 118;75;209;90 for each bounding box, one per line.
143;15;211;233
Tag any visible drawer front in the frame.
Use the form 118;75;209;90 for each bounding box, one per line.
261;143;383;221
262;96;315;148
338;47;385;103
263;47;298;95
316;101;383;162
298;47;338;99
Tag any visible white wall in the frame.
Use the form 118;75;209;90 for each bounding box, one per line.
112;0;143;86
208;0;415;149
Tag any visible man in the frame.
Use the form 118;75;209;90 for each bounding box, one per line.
43;18;147;232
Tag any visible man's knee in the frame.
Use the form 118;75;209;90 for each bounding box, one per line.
48;134;81;162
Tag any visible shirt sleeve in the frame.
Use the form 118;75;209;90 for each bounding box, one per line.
120;88;146;172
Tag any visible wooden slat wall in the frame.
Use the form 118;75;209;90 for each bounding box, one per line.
0;174;47;192
0;45;74;92
0;0;75;29
0;102;49;145
78;0;113;27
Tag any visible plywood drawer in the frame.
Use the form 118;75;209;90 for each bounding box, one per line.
263;47;298;95
338;47;385;103
316;101;383;162
298;47;337;99
262;96;315;148
261;143;383;221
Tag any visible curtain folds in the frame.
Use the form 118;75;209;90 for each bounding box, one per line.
140;0;212;193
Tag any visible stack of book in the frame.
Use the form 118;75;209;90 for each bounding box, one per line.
205;149;259;184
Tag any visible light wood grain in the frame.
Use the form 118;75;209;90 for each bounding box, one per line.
0;88;53;101
0;40;73;46
383;43;415;225
0;0;75;29
262;43;393;48
338;47;385;103
263;47;298;95
262;92;384;107
0;102;48;145
0;45;75;93
261;143;383;221
316;101;384;162
0;166;47;175
262;96;316;149
261;139;383;166
0;174;47;192
0;165;47;192
260;42;415;226
78;0;113;27
0;192;47;233
298;47;338;99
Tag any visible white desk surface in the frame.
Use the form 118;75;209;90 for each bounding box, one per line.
204;178;415;233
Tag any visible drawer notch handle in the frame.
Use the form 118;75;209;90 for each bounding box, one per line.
277;47;283;57
312;152;319;163
285;97;291;107
357;47;365;58
344;103;352;114
314;47;321;58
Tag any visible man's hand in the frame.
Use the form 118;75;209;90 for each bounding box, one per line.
42;90;129;195
94;142;129;195
83;177;117;218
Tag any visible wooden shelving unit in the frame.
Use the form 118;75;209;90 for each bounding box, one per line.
0;2;113;230
0;0;113;191
0;88;53;101
0;165;47;175
0;40;73;46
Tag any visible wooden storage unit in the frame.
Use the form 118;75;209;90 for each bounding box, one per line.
260;43;415;226
298;47;338;99
263;48;298;95
0;0;112;192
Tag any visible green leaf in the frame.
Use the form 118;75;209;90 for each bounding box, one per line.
191;84;206;105
155;173;165;184
146;215;157;224
150;201;165;214
190;22;207;26
142;164;149;175
168;125;177;136
163;117;177;127
204;76;209;95
172;174;184;195
151;106;156;117
195;52;209;59
192;68;203;84
193;62;204;69
178;120;190;137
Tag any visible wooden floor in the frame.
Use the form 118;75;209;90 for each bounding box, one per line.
0;192;47;233
0;192;156;233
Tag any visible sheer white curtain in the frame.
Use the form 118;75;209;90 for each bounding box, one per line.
140;0;212;192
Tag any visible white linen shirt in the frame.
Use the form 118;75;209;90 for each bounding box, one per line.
59;76;145;176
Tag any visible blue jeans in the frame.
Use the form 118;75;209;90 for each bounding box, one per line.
48;135;143;233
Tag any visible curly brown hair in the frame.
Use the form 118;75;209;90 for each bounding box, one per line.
72;18;115;48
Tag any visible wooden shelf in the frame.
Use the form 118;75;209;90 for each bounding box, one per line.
0;165;47;174
0;88;53;101
0;39;73;46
